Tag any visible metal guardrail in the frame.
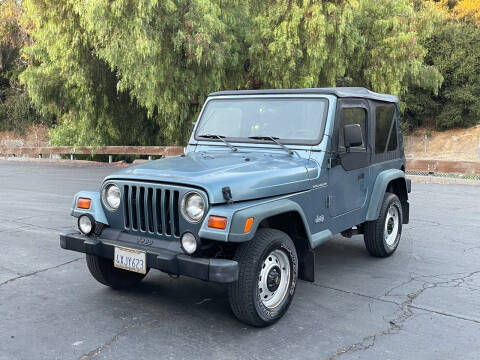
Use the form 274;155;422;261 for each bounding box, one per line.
0;146;185;162
406;159;480;175
406;171;480;181
406;159;480;181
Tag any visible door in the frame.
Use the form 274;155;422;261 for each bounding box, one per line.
328;99;370;217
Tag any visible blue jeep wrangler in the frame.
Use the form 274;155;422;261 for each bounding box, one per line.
61;87;410;327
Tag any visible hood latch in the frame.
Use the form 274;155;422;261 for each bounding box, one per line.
222;187;233;204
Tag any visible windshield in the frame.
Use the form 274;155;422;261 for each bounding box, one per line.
195;98;328;145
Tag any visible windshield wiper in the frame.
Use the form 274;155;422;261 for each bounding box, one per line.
248;136;293;156
197;134;237;152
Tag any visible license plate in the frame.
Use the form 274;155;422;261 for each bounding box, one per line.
114;246;146;274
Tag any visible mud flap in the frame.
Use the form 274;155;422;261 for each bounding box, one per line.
299;249;315;282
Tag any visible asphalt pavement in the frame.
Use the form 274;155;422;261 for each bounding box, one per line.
0;159;479;360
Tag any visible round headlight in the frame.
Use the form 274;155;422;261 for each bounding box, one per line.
181;232;198;254
78;215;94;235
103;184;121;210
181;192;206;223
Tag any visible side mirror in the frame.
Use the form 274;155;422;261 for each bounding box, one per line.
344;124;363;149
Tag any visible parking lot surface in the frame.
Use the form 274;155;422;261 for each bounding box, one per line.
0;159;479;360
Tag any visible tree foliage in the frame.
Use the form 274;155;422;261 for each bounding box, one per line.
18;0;445;145
19;0;156;146
247;1;357;88
0;0;24;71
451;0;480;23
0;0;53;134
405;19;480;129
348;0;443;97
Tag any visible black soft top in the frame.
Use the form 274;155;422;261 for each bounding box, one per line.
209;87;398;103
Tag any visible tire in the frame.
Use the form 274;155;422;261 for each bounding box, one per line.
364;192;403;257
86;254;148;289
228;228;298;327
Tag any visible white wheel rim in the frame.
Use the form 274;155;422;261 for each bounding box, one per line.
384;204;399;247
258;249;291;309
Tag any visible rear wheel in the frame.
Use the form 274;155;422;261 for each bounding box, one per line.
86;254;148;289
364;192;403;257
228;228;298;327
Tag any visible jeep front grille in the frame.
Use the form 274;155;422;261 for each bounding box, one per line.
123;185;180;238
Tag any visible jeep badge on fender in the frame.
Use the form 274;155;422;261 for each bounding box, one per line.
60;87;410;327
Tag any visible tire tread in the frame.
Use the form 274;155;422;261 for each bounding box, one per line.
228;228;297;327
86;254;147;289
364;192;402;258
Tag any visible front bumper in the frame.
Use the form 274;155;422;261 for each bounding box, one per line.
60;232;238;283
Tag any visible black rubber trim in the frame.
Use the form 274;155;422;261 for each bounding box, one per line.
60;232;238;283
402;201;410;224
406;178;412;193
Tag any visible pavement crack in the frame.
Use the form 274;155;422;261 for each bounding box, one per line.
79;319;158;359
408;304;480;324
79;325;134;360
325;270;480;359
0;257;83;287
309;282;400;307
10;218;65;232
326;287;422;359
464;245;480;253
383;275;417;297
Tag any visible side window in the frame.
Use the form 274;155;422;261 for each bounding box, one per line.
339;108;366;150
375;104;396;153
387;120;398;151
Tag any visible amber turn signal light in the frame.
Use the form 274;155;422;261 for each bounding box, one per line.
77;197;91;209
244;217;254;233
208;215;227;230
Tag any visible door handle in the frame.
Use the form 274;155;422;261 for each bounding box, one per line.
358;173;365;180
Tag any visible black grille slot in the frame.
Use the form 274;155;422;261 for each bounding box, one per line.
139;187;146;231
173;191;180;236
147;188;154;233
124;184;180;238
155;189;163;234
131;186;138;230
164;190;171;235
124;185;130;228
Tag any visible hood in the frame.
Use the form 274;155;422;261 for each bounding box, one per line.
105;151;319;203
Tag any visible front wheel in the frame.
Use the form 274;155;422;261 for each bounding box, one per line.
86;254;149;289
364;192;403;257
228;228;298;327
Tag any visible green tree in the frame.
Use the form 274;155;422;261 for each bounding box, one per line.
0;0;52;134
74;0;248;144
347;0;443;98
247;0;358;88
405;19;480;129
20;0;443;146
20;0;156;146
